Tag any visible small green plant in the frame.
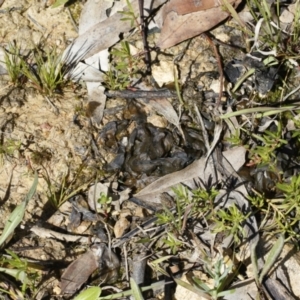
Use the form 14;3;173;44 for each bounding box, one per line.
213;204;250;244
191;186;219;216
247;173;300;239
156;185;219;236
2;42;24;85
250;0;300;56
0;139;21;165
21;48;66;96
175;254;235;300
96;192;112;216
173;184;219;216
156;185;187;232
0;250;40;296
119;0;139;28
156;207;179;229
42;166;90;208
274;175;300;238
247;0;282;52
248;121;287;169
3;43;67;95
105;41;143;90
148;255;172;277
225;128;243;147
162;232;183;255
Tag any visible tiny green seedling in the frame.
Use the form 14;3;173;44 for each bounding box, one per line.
0;139;21;166
2;42;24;86
97;192;112;216
3;43;68;95
148;255;173;277
213;204;250;244
119;0;139;28
105;41;142;90
162;232;183;255
248;121;287;168
175;254;235;300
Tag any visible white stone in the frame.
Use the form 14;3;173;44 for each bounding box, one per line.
152;60;174;87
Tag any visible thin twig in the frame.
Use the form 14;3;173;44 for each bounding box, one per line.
0;6;23;13
30;226;104;243
27;13;46;31
44;96;59;114
66;7;78;33
181;203;193;233
202;33;224;108
123;243;129;281
194;104;210;152
105;89;176;99
138;0;151;74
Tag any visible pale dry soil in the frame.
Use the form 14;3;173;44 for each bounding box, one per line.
1;0;300;299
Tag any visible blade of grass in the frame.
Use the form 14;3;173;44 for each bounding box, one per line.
130;277;144;300
174;278;211;299
0;172;38;248
73;287;102;300
221;105;298;119
220;0;252;36
232;68;255;93
259;234;284;283
98;281;167;299
0;267;27;284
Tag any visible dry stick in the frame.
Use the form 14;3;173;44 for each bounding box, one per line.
138;0;151;74
30;226;104;243
180;203;193;234
44;96;59;114
123;243;129;281
105;89;175;99
0;6;23;13
202;33;224;108
66;6;78;33
194;104;210;152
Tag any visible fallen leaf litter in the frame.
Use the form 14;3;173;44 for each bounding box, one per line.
1;0;300;299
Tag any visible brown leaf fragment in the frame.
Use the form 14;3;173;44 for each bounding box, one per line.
164;0;238;15
138;97;180;130
86;84;107;124
60;250;99;295
60;244;120;295
114;217;131;238
157;0;241;49
134;146;246;199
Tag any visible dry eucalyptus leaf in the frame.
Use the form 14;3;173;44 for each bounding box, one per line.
157;0;241;49
65;0;166;63
64;0;166;123
85;84;107;124
78;0;113;34
139;97;180;130
164;0;237;15
60;243;120;295
60;250;98;294
135;146;246;199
